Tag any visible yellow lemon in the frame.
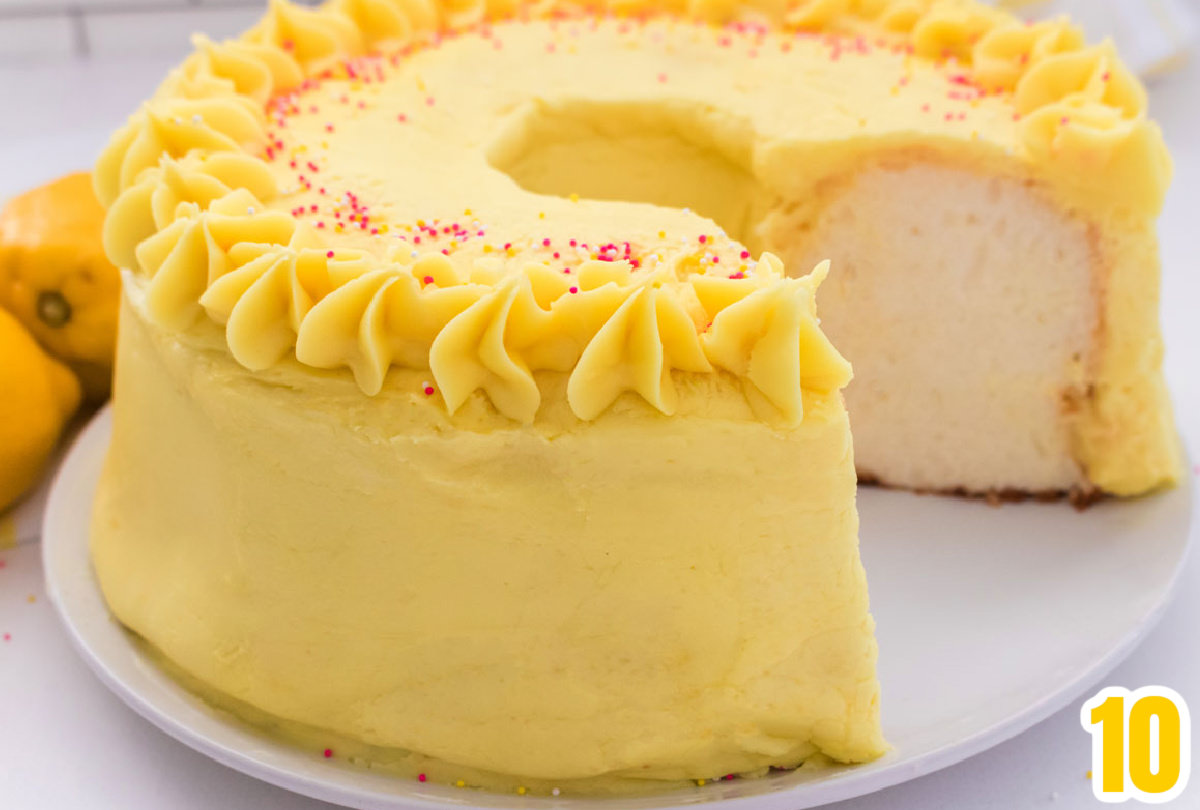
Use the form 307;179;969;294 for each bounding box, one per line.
0;172;120;401
0;306;81;513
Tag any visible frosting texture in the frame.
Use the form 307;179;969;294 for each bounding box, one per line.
95;0;1170;427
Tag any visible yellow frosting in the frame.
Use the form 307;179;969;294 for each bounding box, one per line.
94;281;884;789
94;0;1174;455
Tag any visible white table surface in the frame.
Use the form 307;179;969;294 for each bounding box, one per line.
0;51;1197;810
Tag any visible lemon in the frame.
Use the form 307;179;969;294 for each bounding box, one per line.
0;172;120;401
0;306;81;513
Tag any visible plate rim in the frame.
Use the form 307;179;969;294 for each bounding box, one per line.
42;405;1196;810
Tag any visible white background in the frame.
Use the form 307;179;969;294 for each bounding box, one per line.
0;9;1198;810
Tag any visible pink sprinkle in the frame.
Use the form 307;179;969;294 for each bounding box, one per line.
423;276;434;284
418;774;427;782
1060;116;1070;125
323;749;333;758
398;114;407;122
1102;72;1111;81
739;250;750;259
426;97;435;106
326;250;335;258
325;123;334;133
569;286;579;294
2;633;9;642
698;235;707;244
423;385;435;396
542;238;551;247
657;73;668;83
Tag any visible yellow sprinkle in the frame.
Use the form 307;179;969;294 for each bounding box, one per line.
483;244;493;253
1086;770;1093;780
321;141;329;149
657;230;666;238
335;224;344;233
26;594;36;603
889;86;899;96
455;780;466;788
379;225;389;234
696;779;706;786
569;193;580;203
450;240;458;248
417;219;426;227
538;212;545;219
464;208;472;216
517;786;527;795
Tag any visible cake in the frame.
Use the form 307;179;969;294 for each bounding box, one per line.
90;0;1177;794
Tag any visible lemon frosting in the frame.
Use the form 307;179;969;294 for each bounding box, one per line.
94;0;1173;448
94;280;884;788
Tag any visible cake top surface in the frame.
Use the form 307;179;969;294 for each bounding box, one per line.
96;0;1169;425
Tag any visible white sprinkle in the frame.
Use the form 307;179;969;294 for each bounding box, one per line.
411;250;419;258
551;788;560;797
247;207;256;215
191;114;203;124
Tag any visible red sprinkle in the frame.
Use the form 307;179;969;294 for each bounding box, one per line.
569;286;579;294
326;250;335;258
423;385;436;396
423;276;434;284
323;749;333;758
418;774;427;782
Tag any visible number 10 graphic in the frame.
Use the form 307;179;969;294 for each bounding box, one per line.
1082;686;1192;803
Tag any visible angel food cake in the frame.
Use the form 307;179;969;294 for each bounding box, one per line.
92;0;1176;794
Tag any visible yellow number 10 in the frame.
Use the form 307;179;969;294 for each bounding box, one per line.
1082;686;1191;803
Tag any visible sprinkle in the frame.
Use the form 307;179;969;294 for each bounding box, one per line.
326;250;335;258
323;749;333;758
2;633;9;642
568;286;578;294
542;238;551;247
739;250;750;259
418;773;427;782
657;72;668;83
325;123;334;132
696;779;706;786
552;788;561;796
698;235;707;244
423;276;434;284
455;780;466;788
517;787;527;795
569;193;579;203
26;594;35;604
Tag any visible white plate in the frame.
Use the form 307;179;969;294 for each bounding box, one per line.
43;407;1194;810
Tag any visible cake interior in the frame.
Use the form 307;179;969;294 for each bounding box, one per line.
491;104;1098;494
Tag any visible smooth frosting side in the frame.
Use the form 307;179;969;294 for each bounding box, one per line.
93;285;884;786
93;0;1170;428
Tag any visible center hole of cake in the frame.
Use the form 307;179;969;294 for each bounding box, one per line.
486;100;766;252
